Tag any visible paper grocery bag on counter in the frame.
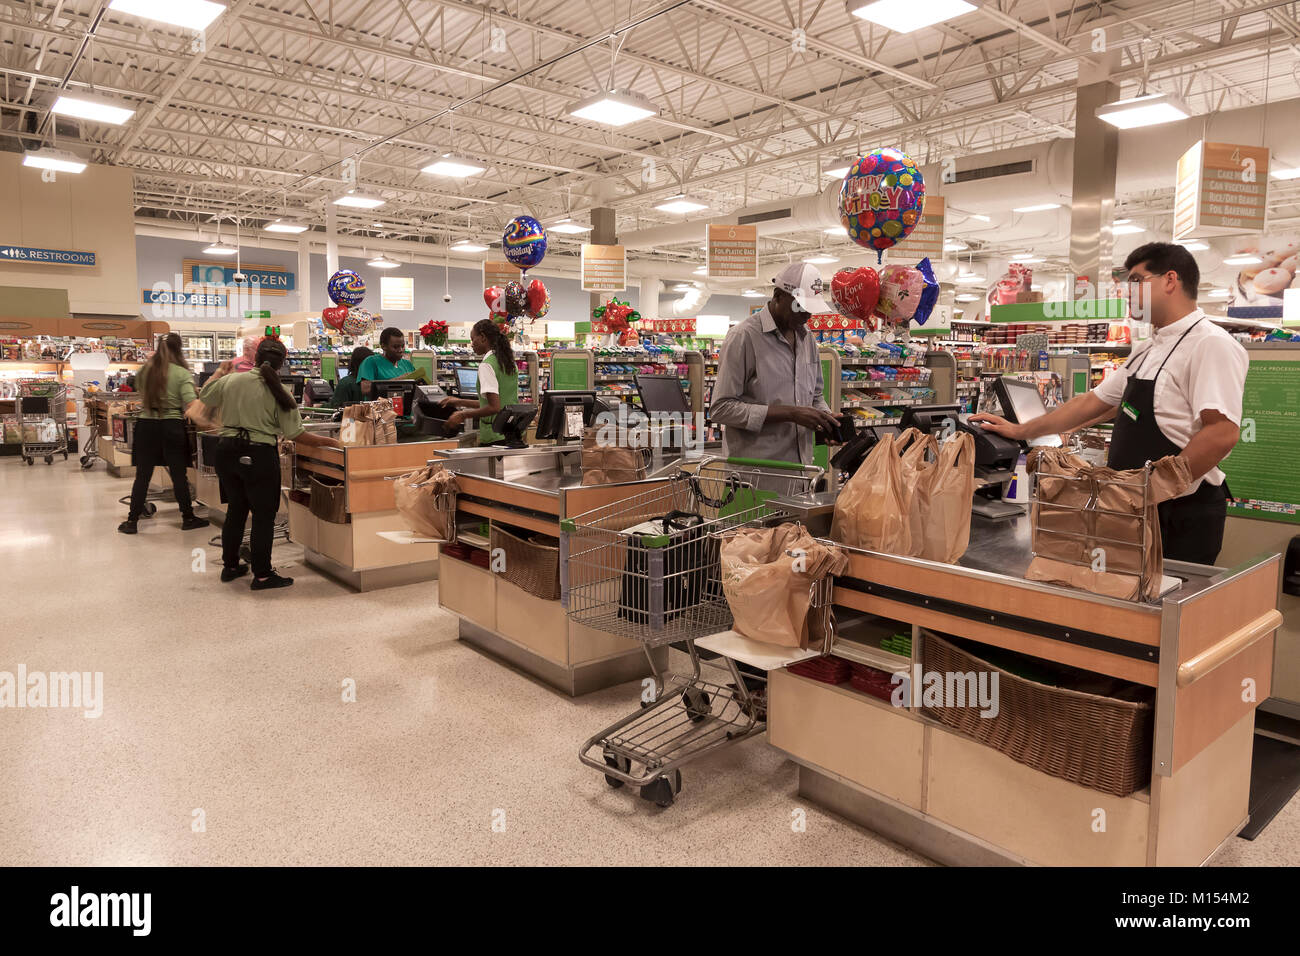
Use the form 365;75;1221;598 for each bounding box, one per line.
394;464;459;542
721;523;848;648
580;426;648;485
339;400;398;446
831;430;911;554
917;431;977;563
896;429;936;557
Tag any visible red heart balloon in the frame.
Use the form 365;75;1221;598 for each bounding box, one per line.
322;307;341;330
526;278;547;313
484;285;504;313
830;267;881;324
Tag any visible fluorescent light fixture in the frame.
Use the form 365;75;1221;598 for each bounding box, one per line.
671;284;694;292
1176;240;1210;251
955;273;985;284
1224;253;1263;266
655;195;708;214
847;0;976;33
22;147;86;174
367;254;400;269
1112;223;1145;235
567;88;658;127
1013;202;1061;213
332;191;385;209
202;241;237;256
263;219;308;234
954;293;980;302
450;240;488;253
824;226;848;236
421;155;485;178
1271;167;1300;180
803;255;839;264
1095;91;1191;130
51;92;134;125
1206;288;1230;299
967;213;992;223
692;267;708;275
943;240;968;252
108;0;226;31
741;289;765;298
823;158;855;178
548;218;592;234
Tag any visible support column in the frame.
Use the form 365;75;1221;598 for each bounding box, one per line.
1069;44;1121;295
325;203;339;280
589;206;617;316
297;237;312;313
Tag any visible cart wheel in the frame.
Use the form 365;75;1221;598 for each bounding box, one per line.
62;451;68;460
80;455;93;470
142;502;157;517
25;457;33;466
44;455;53;465
603;751;630;789
639;770;682;808
683;687;711;723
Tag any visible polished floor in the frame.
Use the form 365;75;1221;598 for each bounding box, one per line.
2;457;1298;866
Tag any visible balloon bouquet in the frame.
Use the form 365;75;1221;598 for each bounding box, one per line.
322;269;379;338
483;215;550;336
592;297;640;345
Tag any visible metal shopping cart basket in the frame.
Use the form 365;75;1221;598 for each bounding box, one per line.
565;456;830;808
17;380;68;465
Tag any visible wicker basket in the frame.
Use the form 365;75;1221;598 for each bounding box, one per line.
919;630;1153;797
490;525;561;601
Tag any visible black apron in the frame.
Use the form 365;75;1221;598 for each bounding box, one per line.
1106;319;1228;565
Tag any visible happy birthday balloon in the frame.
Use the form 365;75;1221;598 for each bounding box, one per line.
875;264;923;325
525;279;550;320
838;147;926;263
502;215;548;270
327;269;366;306
484;285;504;314
830;266;881;324
504;280;528;317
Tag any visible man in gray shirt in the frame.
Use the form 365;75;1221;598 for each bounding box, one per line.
711;262;841;464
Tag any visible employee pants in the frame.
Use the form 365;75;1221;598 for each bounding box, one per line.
1157;480;1227;566
128;418;195;521
214;438;281;578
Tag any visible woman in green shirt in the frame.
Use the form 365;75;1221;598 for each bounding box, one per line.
440;319;519;444
329;346;373;409
199;338;341;590
119;333;208;535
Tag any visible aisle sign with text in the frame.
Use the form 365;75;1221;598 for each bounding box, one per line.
0;245;96;266
483;260;519;289
706;224;757;279
186;259;294;294
1173;141;1269;239
889;196;946;264
581;244;626;292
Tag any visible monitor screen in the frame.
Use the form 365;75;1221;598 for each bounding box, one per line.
456;367;478;396
898;403;964;435
535;390;598;441
995;377;1063;448
372;379;417;416
635;373;690;416
278;374;305;403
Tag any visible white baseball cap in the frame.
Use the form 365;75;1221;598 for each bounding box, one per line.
772;262;831;314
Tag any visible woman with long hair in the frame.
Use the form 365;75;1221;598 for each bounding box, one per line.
440;319;518;444
118;332;208;535
198;337;341;590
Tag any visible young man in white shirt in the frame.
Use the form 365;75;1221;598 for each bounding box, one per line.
972;242;1248;565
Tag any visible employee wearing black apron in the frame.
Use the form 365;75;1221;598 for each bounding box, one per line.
972;242;1248;565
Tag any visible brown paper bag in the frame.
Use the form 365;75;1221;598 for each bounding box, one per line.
917;431;977;563
721;523;848;648
831;430;911;554
580;426;648;485
897;428;936;557
394;464;459;541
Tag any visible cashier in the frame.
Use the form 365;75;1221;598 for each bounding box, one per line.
357;328;414;395
972;242;1248;564
711;262;842;465
329;346;373;408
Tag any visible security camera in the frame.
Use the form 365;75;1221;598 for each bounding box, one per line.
443;293;452;303
232;271;248;284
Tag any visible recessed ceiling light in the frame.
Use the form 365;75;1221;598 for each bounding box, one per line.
1271;167;1300;180
263;219;308;234
332;190;385;209
1013;203;1061;213
1095;91;1191;129
567;88;659;127
367;254;400;269
846;0;976;34
655;195;708;214
51;92;134;125
450;240;488;253
22;147;86;174
1224;253;1263;266
1176;240;1210;251
421;155;486;178
802;255;838;264
108;0;226;31
548;218;592;234
824;226;848;236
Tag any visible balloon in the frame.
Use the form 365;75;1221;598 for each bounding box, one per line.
327;269;366;306
838;147;926;263
349;307;375;328
830;266;881;324
502;215;548;270
875;264;923;325
504;280;528;317
525;279;550;320
322;307;345;331
483;285;504;314
911;258;940;326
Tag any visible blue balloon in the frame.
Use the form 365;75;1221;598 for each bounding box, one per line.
327;269;366;306
502;215;547;269
912;258;940;326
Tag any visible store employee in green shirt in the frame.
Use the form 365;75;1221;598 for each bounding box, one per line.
329;346;373;408
357;328;414;395
119;332;209;535
440;318;518;444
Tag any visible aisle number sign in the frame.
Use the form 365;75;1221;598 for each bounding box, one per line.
706;225;757;279
581;244;626;292
1173;141;1269;239
889;196;945;264
483;260;519;289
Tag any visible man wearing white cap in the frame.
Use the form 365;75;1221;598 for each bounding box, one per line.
711;262;842;465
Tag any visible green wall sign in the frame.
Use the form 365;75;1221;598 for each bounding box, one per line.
1222;358;1300;524
551;355;590;391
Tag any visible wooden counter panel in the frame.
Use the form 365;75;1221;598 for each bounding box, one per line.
842;551;1160;647
835;588;1160;686
562;478;672;519
769;668;924;810
458;500;558;538
350;512;441;572
439;556;495;630
286;499;316;551
315;514;353;566
344;442;457;516
925;724;1149;866
456;475;558;517
1175;559;1281;663
569;621;643;666
495;579;568;666
1171;635;1273;774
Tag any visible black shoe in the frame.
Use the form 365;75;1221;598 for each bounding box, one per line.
181;515;210;530
251;572;294;591
220;564;249;582
117;519;138;535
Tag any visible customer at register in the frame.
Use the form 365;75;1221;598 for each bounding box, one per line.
329;346;373;409
117;332;210;535
711;262;842;465
199;338;342;590
438;318;519;442
357;328;414;396
972;242;1248;565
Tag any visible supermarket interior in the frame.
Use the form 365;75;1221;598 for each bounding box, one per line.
5;0;1300;881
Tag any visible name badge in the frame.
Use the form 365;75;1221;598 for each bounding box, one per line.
1121;401;1140;422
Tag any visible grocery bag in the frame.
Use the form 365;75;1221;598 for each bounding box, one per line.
617;512;713;625
830;430;911;554
580;427;647;485
720;523;848;648
896;429;937;558
393;464;459;541
916;431;977;563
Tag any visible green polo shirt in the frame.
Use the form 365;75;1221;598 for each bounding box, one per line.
356;354;415;383
137;363;198;420
329;374;364;408
199;370;304;446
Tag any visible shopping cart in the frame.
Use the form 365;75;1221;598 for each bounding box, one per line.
566;457;830;807
17;380;68;465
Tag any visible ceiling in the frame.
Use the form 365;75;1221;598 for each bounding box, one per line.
3;0;1299;268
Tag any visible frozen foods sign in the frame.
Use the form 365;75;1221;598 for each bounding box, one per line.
185;259;295;294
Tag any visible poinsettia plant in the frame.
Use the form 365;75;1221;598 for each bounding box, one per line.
419;319;448;347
